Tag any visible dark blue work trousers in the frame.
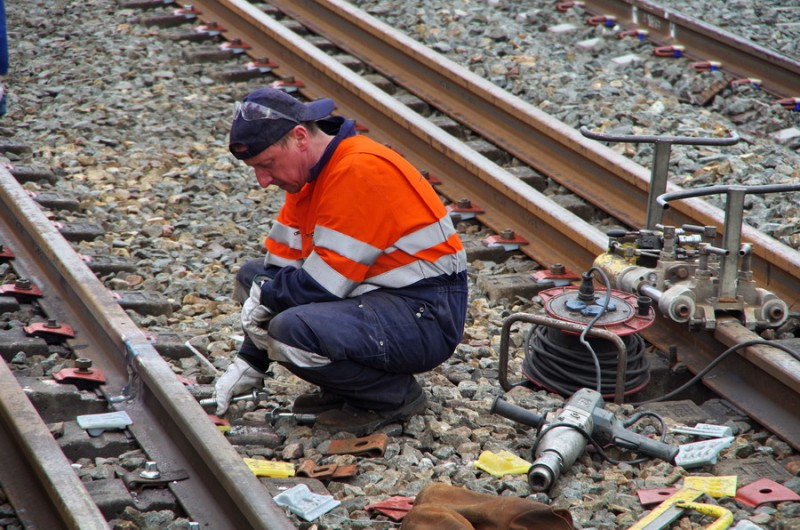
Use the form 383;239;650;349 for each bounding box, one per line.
235;259;468;410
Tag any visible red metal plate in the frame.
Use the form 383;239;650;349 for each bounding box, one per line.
637;487;681;506
735;478;800;507
366;496;414;521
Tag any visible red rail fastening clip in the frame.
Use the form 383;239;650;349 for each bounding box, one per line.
24;319;76;340
730;77;762;89
219;38;251;54
173;5;201;18
271;77;304;93
0;243;13;260
777;97;800;111
616;29;648;40
246;57;279;72
354;121;370;133
420;170;442;186
555;1;584;12
653;45;685;57
692;61;722;72
196;22;226;36
0;278;43;298
446;198;484;220
531;263;580;287
482;229;528;251
586;15;616;28
53;358;106;388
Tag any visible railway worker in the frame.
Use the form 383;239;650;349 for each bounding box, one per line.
213;87;469;436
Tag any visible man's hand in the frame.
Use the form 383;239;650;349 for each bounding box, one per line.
241;280;273;350
213;357;265;416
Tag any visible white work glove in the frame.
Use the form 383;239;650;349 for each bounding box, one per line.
213;357;265;416
241;280;273;351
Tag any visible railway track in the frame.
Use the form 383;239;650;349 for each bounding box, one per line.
168;0;800;445
1;0;798;527
0;165;295;527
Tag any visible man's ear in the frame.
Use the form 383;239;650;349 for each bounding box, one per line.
291;125;309;149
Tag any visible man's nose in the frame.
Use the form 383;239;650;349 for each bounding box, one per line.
255;170;272;188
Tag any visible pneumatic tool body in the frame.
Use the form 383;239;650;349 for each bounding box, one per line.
491;387;678;491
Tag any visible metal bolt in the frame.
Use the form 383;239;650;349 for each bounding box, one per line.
14;278;31;290
45;319;59;329
499;229;515;240
74;358;93;373
550;263;565;275
456;198;472;209
140;461;161;480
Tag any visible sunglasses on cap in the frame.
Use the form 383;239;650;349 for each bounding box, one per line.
232;100;298;122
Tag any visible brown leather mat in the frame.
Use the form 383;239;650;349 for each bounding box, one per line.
400;483;575;530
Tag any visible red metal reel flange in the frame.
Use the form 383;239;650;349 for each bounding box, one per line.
538;285;655;336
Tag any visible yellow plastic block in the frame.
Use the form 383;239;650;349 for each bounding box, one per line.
684;475;737;498
473;450;532;477
243;458;295;478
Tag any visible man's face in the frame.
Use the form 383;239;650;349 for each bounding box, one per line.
243;127;308;193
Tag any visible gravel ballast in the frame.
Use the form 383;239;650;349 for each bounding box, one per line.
3;1;799;529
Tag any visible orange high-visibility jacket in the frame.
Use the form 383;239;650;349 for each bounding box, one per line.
263;135;466;303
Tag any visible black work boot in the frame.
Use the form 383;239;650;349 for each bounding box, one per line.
292;390;346;414
314;383;428;437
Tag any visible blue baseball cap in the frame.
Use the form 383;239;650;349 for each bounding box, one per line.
229;88;335;160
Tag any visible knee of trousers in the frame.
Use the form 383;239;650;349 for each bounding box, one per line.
264;313;331;368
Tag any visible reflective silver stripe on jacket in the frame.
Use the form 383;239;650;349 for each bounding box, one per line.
303;252;357;298
349;249;467;296
268;220;303;250
305;247;467;298
313;225;382;264
264;334;331;367
389;217;459;255
264;253;303;269
264;220;304;268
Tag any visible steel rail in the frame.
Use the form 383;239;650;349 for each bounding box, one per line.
190;0;608;274
0;166;294;529
259;0;800;314
0;359;109;530
582;0;800;99
181;0;800;449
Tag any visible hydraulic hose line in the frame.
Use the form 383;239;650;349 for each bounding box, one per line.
523;326;650;398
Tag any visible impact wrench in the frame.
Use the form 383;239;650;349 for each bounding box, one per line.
491;387;678;492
